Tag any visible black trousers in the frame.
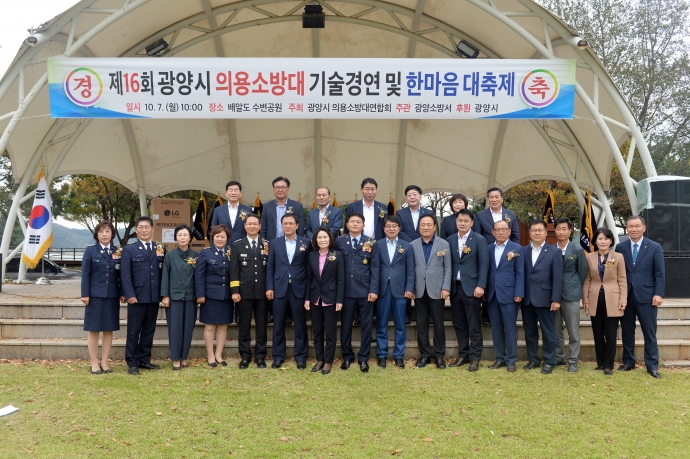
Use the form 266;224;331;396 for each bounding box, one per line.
312;302;337;364
450;282;483;361
237;298;268;361
340;297;373;362
125;302;159;367
591;289;619;369
415;289;446;360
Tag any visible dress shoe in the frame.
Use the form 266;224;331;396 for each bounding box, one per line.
128;366;139;375
594;365;604;371
312;361;324;372
507;365;516;372
436;358;446;369
286;318;293;326
297;361;307;370
256;359;267;369
488;361;507;370
405;314;411;325
523;362;540;370
354;318;361;326
481;318;490;326
138;362;160;370
468;361;479;372
648;369;661;379
377;358;386;369
604;368;613;376
101;367;113;374
321;364;331;375
207;361;217;368
618;364;635;371
554;359;567;366
568;363;578;373
416;357;431;368
239;359;249;369
271;360;284;369
395;359;405;369
90;367;103;375
373;317;378;326
181;363;189;368
359;361;369;373
340;360;352;370
268;315;274;324
541;365;553;374
449;357;470;367
216;359;227;367
172;365;181;371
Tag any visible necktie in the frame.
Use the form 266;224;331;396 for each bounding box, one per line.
146;242;152;256
633;243;638;264
252;240;257;255
104;247;109;257
352;238;358;252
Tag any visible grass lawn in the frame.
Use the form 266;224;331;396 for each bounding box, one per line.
0;358;688;458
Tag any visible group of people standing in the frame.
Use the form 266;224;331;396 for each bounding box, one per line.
80;177;665;379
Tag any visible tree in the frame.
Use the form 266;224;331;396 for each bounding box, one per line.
503;181;580;227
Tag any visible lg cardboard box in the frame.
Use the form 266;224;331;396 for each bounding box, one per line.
150;198;190;244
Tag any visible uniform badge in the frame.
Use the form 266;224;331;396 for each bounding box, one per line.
242;261;247;266
215;252;219;256
159;262;163;268
115;264;120;270
100;250;104;254
363;259;368;265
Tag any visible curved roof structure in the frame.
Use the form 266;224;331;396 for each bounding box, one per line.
0;0;656;274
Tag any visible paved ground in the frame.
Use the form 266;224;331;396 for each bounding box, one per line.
0;279;83;304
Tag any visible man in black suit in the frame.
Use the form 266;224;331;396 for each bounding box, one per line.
230;214;269;369
260;176;305;240
211;181;253;244
266;213;312;369
472;187;520;245
521;219;564;375
397;185;434;242
345;178;388;241
305;186;343;238
447;209;489;371
120;216;165;375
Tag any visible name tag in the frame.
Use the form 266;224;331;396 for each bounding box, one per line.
240;254;248;258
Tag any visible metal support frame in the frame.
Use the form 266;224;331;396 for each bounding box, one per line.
486;119;508;207
313;29;322;190
122;120;148;216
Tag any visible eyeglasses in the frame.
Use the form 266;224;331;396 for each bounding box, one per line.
492;228;510;232
530;229;546;233
384;225;399;229
273;186;288;190
136;225;152;230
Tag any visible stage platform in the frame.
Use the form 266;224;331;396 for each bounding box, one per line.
1;280;689;366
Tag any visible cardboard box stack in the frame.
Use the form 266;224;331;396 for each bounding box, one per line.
150;198;191;251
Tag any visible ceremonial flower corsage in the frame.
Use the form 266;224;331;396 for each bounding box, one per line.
239;210;248;221
504;216;511;224
361;240;375;252
604;257;616;268
299;242;308;252
462;246;471;254
378;208;386;219
321;210;331;225
327;252;337;261
568;254;577;260
397;245;405;254
261;241;269;256
155;243;165;257
111;248;122;260
506;250;520;261
436;249;448;257
186;257;197;267
287;206;294;214
225;248;231;258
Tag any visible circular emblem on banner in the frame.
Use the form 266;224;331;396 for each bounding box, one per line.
521;69;559;108
64;67;103;107
29;205;50;230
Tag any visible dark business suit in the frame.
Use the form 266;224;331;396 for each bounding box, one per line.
376;238;415;359
195;247;232;324
81;243;121;332
486;240;524;366
521;243;564;367
615;237;665;371
260;199;305;240
472;208;520;245
305;205;343;238
396;206;435;242
335;234;380;363
447;231;489;362
230;237;269;362
211;202;253;243
267;235;312;363
306;250;345;364
440;214;458;240
120;240;165;368
345;200;388;241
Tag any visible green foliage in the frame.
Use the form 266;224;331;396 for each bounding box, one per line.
504;181;580;228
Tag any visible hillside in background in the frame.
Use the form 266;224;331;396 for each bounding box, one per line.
52;224;94;248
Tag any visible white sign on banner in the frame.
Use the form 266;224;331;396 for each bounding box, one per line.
47;58;576;120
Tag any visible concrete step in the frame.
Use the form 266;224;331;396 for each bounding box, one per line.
1;337;688;362
2;318;688;341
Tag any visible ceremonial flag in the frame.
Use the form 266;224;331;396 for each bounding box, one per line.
253;193;263;217
332;194;338;207
579;191;597;253
192;193;207;240
22;171;53;268
388;195;396;216
207;195;223;237
543;190;555;225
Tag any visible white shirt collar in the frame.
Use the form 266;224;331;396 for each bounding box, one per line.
285;235;297;243
491;207;503;215
362;199;375;209
100;243;110;250
228;202;239;208
247;235;259;245
495;240;508;248
386;237;398;245
630;236;644;246
531;241;545;251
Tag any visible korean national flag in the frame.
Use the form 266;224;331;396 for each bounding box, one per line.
21;171;53;269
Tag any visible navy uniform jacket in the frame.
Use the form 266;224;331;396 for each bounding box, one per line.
211;202;254;243
120;240;165;303
472;208;520;245
345;200;388;241
335;234;380;299
306;250;345;305
447;230;489;297
195;246;231;300
81;243;121;298
377;238;415;299
305;205;343;238
521;243;564;307
266;235;312;299
260;199;305;240
230;237;268;299
486;240;525;304
615;237;665;303
396;206;435;242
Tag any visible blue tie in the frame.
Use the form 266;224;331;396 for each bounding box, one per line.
632;243;638;265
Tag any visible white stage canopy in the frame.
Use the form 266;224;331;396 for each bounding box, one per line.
0;0;655;276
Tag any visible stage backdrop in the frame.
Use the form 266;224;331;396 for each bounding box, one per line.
47;58;575;120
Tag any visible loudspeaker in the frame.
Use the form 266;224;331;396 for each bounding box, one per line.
643;178;690;256
649;179;690;204
644;207;679;254
664;258;690;298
